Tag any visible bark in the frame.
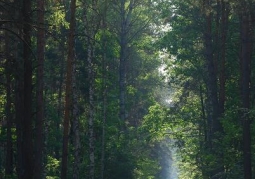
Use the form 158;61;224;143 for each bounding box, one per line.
56;44;65;160
72;62;80;179
22;0;33;177
203;2;215;149
240;10;252;179
12;0;24;177
5;28;13;177
218;1;229;115
119;0;135;127
203;0;224;177
61;0;76;178
34;0;45;178
15;62;23;179
204;0;220;137
83;1;98;178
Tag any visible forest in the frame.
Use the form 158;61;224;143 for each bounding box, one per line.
0;0;255;178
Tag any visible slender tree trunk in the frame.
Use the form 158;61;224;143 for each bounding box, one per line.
14;1;23;177
61;0;76;178
119;0;134;128
203;0;224;177
22;0;33;177
34;0;45;178
83;1;99;177
5;29;13;177
72;62;81;179
203;1;215;149
15;64;23;179
56;45;65;160
218;1;229;116
240;10;252;179
204;0;220;137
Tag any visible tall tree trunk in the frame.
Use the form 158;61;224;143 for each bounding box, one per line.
5;27;13;177
119;0;134;129
15;21;24;177
15;62;23;179
83;1;99;177
72;62;81;179
34;0;45;178
218;1;229;116
22;0;33;177
56;43;65;160
203;0;220;146
240;9;252;179
203;0;224;177
61;0;76;178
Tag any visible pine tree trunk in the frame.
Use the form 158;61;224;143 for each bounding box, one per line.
218;0;229;116
56;45;65;160
72;62;80;179
240;10;252;179
61;0;76;178
203;0;224;177
22;0;33;177
34;0;45;178
5;28;13;177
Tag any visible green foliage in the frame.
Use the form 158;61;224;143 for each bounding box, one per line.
47;5;69;31
46;156;60;179
142;103;169;141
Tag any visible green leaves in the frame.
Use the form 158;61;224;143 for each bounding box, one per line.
46;156;60;179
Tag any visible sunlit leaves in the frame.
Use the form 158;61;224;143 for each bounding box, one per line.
47;5;69;31
46;156;60;179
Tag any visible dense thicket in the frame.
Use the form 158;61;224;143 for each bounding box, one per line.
0;0;255;179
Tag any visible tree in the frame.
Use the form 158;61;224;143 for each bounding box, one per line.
239;2;253;178
22;0;34;177
61;0;76;178
4;21;13;177
34;0;46;178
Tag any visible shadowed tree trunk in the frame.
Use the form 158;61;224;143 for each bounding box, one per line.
61;0;76;178
218;0;229;116
22;0;33;177
203;0;224;177
72;60;80;179
119;0;135;130
83;1;99;177
203;0;220;146
4;26;13;177
34;0;45;178
240;7;253;179
14;8;24;175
